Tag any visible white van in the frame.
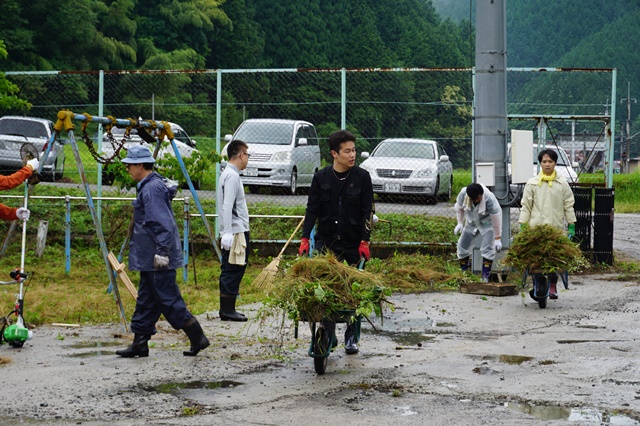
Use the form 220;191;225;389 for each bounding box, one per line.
223;119;321;195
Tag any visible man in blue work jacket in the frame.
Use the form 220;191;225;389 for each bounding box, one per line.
116;145;209;358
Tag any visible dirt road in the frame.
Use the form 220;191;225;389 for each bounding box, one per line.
0;214;639;425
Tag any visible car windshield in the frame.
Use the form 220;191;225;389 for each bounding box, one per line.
534;147;570;166
234;122;294;145
374;142;435;159
0;120;48;138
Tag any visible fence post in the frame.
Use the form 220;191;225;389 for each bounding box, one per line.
65;195;71;273
35;220;49;258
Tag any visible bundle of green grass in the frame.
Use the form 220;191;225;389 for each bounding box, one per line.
504;224;588;273
263;253;393;324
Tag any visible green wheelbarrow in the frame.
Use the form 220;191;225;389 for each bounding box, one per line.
295;310;361;375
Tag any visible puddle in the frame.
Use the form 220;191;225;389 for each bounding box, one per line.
65;341;121;349
143;380;244;395
66;341;119;357
69;350;116;358
498;355;534;365
467;354;546;365
392;405;417;416
435;322;456;327
373;330;435;346
466;354;497;361
507;402;639;424
383;317;438;331
602;378;640;386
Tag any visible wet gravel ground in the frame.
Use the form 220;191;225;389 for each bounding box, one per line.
0;213;638;426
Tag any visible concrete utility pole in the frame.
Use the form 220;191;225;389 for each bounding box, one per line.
620;81;636;173
473;0;509;269
474;0;508;198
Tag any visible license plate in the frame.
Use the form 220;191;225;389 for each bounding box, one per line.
385;183;400;192
0;141;21;152
244;167;258;177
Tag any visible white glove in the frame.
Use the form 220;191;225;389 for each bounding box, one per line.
372;214;379;225
454;222;463;235
16;207;30;221
494;239;502;252
154;254;169;269
26;157;39;171
221;233;234;250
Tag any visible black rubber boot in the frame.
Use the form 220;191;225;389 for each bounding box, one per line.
182;318;210;357
529;275;546;301
481;258;493;282
116;333;151;358
219;295;248;322
549;275;559;299
322;320;338;351
344;324;359;355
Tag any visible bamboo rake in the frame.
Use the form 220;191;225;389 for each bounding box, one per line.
253;218;305;290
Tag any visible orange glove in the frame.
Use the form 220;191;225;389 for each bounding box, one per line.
299;238;310;257
358;241;370;261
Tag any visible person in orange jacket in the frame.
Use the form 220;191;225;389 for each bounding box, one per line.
0;158;39;222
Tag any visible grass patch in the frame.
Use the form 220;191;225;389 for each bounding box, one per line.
1;242;637;326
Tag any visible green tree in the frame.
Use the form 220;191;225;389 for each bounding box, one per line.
0;40;30;114
208;0;266;69
252;0;332;67
134;0;231;65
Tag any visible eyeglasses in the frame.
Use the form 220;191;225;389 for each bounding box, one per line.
125;163;140;169
242;152;251;158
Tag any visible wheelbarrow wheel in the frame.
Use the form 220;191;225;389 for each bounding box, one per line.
313;327;329;375
9;340;25;348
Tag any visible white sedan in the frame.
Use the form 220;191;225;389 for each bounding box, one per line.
359;138;453;204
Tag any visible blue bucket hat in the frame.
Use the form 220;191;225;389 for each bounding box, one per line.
121;145;155;164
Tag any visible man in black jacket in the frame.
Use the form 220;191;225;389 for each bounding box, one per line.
298;129;375;354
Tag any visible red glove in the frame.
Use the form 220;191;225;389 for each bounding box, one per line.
299;238;310;257
358;240;370;261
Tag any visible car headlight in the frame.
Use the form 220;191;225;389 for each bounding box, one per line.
414;168;434;178
361;163;377;177
272;151;291;162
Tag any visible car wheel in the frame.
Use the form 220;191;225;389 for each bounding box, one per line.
43;159;61;182
288;169;297;195
428;178;440;204
439;176;453;201
246;185;260;194
55;158;64;180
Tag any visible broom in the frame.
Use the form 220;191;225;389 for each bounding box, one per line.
253;217;305;290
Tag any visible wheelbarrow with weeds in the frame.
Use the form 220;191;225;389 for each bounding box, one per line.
296;309;361;375
261;253;393;375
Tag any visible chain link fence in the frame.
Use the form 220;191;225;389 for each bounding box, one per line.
2;68;615;246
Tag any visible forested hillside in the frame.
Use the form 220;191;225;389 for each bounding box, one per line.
0;0;637;158
434;0;640;129
0;0;471;71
